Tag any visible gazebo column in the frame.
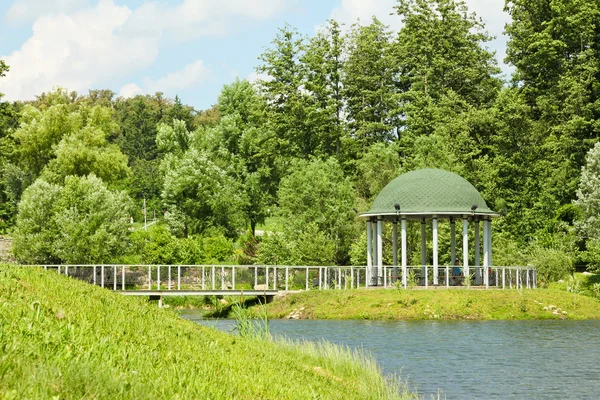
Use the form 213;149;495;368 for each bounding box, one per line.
450;218;456;265
474;218;481;285
372;220;377;285
489;219;493;269
377;217;383;286
463;217;469;284
366;219;372;287
392;219;398;281
483;218;489;289
421;219;426;281
402;217;407;288
432;216;439;286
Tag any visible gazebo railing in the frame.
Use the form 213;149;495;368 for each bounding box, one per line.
31;264;536;291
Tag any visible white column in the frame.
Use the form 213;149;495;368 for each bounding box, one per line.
421;219;426;273
432;217;438;285
372;221;377;285
474;219;481;285
489;219;493;268
483;218;489;288
450;218;456;265
366;220;372;285
463;217;469;284
392;220;398;280
377;217;383;286
401;218;407;288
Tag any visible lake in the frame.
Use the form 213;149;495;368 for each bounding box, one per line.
180;312;600;399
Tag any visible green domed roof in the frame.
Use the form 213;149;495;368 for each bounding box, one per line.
364;169;497;217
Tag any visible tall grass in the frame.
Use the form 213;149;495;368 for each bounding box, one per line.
0;264;410;399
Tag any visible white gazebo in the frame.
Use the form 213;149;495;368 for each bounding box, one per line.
360;168;501;288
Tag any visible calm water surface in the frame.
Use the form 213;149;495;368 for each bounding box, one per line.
180;312;600;399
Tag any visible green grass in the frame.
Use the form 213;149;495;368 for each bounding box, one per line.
548;272;600;296
0;265;410;399
257;287;600;320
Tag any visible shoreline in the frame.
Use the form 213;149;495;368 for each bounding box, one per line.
162;288;600;320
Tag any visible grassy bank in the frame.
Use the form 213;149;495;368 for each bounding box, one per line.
256;288;600;320
0;265;411;399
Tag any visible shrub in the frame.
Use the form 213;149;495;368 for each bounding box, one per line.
528;246;574;286
13;175;130;264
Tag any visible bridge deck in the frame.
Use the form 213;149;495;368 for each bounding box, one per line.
120;290;279;297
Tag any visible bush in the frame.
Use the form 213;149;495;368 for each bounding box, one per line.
125;224;234;265
13;175;130;264
528;246;574;286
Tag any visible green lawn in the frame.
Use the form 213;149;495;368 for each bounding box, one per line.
0;265;410;399
257;286;600;320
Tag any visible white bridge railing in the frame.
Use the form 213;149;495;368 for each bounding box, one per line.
36;264;537;291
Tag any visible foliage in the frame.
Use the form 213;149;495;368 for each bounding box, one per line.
126;224;234;265
528;245;574;286
161;147;246;238
575;141;600;239
13;175;131;264
4;1;600;271
274;158;356;265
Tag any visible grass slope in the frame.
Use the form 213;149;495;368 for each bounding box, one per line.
261;288;600;320
0;265;410;399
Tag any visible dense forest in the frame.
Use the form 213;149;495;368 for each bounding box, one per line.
2;0;600;280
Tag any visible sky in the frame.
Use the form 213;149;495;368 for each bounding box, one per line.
0;0;512;111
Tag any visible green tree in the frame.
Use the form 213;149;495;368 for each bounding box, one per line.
302;20;346;158
13;103;82;177
574;141;600;269
275;158;357;265
161;148;246;238
343;18;397;150
40;107;129;186
13;175;131;264
355;142;401;202
0;60;8;98
504;0;600;232
204;80;280;235
257;25;315;158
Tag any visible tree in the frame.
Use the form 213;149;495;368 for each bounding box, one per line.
355;142;401;202
13;175;131;264
302;20;346;158
161;148;246;238
41;108;129;187
574;141;600;240
343;18;398;150
503;0;600;238
257;25;315;159
203;80;280;235
0;60;8;98
275;158;357;265
13;103;82;177
395;0;501;106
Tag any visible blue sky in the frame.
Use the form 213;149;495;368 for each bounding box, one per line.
0;0;510;111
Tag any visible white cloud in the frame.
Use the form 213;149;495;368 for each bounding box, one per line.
144;60;213;93
4;0;89;23
0;0;287;101
118;83;143;98
119;60;213;98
